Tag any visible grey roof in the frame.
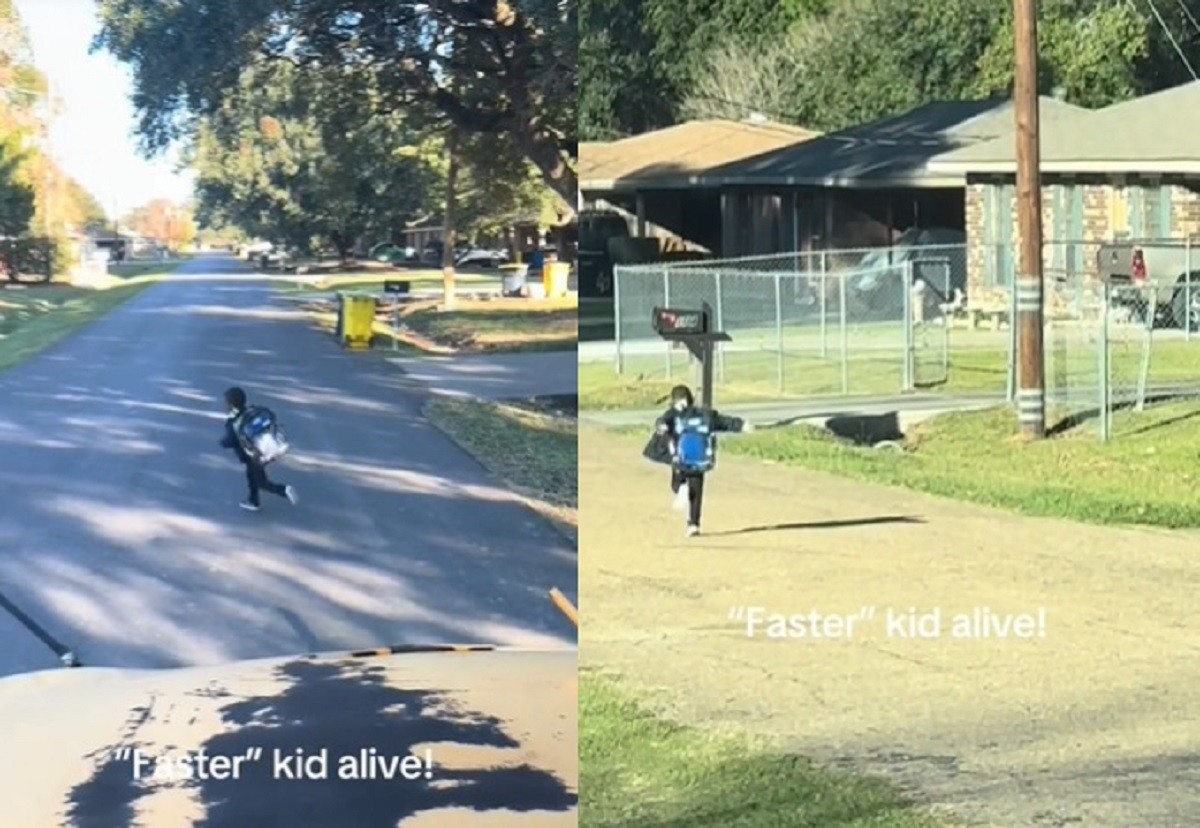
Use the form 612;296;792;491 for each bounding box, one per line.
693;97;1083;189
930;81;1200;174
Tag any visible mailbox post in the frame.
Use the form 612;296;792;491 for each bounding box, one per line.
384;280;409;351
651;301;731;409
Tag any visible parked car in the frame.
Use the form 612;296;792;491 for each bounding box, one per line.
456;248;510;268
849;227;967;319
1097;239;1200;330
370;243;417;263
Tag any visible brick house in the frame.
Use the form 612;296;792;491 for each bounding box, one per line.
928;81;1200;307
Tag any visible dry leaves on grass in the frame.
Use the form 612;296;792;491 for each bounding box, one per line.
424;397;577;538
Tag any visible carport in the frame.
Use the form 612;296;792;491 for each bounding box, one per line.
580;119;820;255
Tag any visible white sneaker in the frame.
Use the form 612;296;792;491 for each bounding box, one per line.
285;485;298;505
672;487;689;511
239;501;260;512
686;524;700;537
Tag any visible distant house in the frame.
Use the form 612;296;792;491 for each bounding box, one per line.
580;118;821;255
690;96;1082;258
927;81;1200;301
399;220;443;254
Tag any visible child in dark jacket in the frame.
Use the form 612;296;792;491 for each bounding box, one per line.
220;387;297;511
647;384;752;537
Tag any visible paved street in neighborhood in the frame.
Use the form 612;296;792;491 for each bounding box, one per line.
0;254;576;677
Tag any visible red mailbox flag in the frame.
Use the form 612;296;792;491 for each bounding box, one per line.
1132;248;1147;283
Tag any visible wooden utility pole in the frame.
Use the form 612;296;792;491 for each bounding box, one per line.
1013;0;1045;439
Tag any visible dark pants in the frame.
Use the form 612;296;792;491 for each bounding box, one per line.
670;468;705;526
246;461;286;506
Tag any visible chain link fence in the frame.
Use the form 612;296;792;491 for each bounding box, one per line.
611;239;1200;440
613;245;967;398
1094;280;1200;440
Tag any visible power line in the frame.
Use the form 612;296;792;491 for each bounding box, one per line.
1176;0;1200;36
1135;0;1198;79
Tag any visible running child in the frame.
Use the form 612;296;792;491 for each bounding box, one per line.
646;384;751;537
220;386;297;511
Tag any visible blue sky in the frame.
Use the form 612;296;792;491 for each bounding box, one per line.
14;0;195;216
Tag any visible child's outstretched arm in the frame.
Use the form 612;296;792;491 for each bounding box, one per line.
712;412;752;433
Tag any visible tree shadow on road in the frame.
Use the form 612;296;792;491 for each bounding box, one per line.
63;658;577;828
0;287;576;674
706;516;924;537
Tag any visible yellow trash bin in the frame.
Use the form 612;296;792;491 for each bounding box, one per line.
543;261;571;298
341;293;377;349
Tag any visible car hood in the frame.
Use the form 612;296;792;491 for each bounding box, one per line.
0;647;577;827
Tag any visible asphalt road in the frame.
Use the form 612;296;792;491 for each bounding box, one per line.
387;352;579;403
0;254;576;677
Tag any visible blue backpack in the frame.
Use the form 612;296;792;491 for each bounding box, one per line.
235;406;289;464
674;415;715;473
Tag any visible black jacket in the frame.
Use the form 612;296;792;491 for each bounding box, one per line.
220;412;251;465
642;405;745;466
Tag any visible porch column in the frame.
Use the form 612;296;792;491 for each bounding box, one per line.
635;191;647;236
790;191;800;251
720;191;732;257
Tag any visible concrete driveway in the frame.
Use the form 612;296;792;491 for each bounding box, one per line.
0;254;576;677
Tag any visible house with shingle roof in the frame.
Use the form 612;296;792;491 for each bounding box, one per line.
694;96;1082;257
579;118;821;257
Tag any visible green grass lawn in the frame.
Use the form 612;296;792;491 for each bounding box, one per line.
283;274;496;292
422;397;577;529
581;325;1200;410
0;261;184;371
400;296;578;353
664;401;1200;528
301;294;577;354
0;283;150;371
581;674;948;828
579;297;615;342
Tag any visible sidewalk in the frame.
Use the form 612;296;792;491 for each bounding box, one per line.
581;392;1004;428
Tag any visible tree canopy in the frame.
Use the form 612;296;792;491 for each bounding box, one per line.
189;58;445;257
1;0;108;275
94;0;577;210
0;131;33;236
182;53;549;256
586;0;1200;138
122;198;198;249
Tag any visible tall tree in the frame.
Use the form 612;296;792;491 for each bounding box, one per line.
685;0;1200;133
0;0;40;238
580;0;668;140
94;0;577;211
0;131;32;236
122;198;197;247
582;0;829;139
190;59;442;258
